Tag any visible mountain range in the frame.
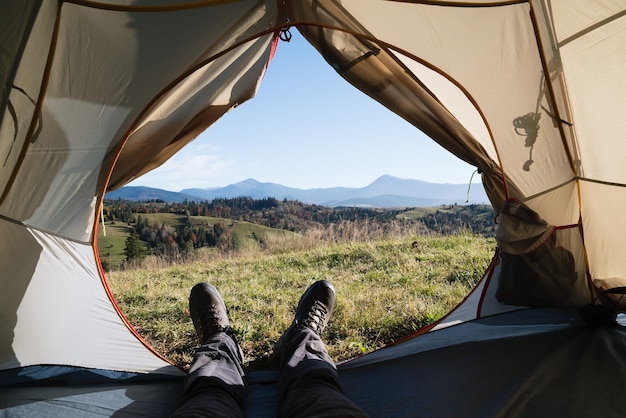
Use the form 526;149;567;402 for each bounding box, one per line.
105;175;489;208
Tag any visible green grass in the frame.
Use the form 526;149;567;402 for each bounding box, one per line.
97;214;312;270
139;212;188;226
97;222;133;269
230;221;312;252
106;234;495;371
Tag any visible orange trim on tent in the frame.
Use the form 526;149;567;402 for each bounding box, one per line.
91;28;284;370
378;250;501;349
92;219;178;369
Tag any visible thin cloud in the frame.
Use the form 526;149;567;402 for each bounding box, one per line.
131;144;237;191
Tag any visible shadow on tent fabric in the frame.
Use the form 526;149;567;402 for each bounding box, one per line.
513;111;541;172
110;378;184;417
0;367;282;417
0;368;184;417
339;312;626;417
0;105;71;371
0;217;42;370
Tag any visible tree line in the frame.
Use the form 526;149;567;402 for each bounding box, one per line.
103;196;400;230
131;214;233;260
104;197;495;264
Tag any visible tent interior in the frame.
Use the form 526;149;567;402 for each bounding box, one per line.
1;0;626;416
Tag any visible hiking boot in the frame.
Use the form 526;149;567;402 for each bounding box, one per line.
293;280;336;335
271;280;336;368
189;282;231;345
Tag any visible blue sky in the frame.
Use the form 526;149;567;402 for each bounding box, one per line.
128;31;478;191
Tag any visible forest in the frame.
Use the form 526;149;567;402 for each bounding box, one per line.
102;196;495;263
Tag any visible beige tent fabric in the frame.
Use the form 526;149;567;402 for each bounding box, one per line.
0;0;42;134
107;35;277;190
0;218;181;373
1;0;625;374
0;0;56;199
107;2;281;190
551;1;626;289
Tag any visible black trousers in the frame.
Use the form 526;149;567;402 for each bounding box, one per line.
171;327;368;417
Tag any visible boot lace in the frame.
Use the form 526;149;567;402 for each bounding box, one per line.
194;304;228;338
302;300;329;334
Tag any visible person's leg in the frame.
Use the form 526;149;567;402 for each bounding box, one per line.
274;280;368;418
171;283;246;418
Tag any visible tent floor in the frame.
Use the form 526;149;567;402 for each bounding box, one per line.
2;308;626;417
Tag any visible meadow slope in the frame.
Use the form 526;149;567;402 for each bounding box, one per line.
107;234;495;371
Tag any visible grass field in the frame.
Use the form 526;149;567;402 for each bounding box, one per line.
97;222;135;268
97;213;310;270
106;233;495;371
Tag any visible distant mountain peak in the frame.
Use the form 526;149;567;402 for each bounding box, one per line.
373;174;418;184
239;178;261;185
376;174;400;180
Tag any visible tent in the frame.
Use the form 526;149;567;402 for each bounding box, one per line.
1;0;626;416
